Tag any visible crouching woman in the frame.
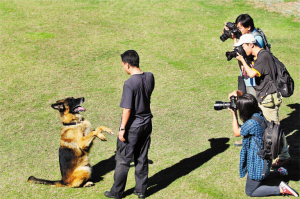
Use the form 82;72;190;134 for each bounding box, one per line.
228;91;298;197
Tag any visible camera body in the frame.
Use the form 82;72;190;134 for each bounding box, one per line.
214;96;237;111
225;46;254;66
220;22;242;42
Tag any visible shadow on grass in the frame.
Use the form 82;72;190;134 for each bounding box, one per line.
123;137;230;198
91;154;116;183
91;154;154;183
280;103;300;182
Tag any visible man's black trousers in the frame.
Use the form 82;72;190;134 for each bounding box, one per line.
110;121;152;198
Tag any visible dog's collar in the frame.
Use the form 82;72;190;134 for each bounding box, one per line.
63;122;77;126
62;118;84;126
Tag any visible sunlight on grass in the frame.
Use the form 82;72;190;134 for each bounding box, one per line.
0;0;299;198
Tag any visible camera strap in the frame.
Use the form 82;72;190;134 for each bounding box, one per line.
241;67;248;79
244;70;248;79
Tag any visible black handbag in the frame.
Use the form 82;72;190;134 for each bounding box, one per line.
238;76;247;94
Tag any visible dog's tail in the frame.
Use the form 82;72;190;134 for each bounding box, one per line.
28;176;65;187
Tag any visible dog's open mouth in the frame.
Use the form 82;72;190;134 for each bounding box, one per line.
73;106;86;113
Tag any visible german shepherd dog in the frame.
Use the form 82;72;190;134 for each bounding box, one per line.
28;97;113;187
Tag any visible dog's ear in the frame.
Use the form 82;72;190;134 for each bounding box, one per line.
51;102;64;110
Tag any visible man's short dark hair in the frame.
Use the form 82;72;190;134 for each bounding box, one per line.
237;94;261;122
235;14;255;32
121;50;139;68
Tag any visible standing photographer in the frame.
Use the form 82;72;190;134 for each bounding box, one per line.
234;33;291;168
232;14;264;48
224;14;265;146
227;92;298;197
224;14;264;98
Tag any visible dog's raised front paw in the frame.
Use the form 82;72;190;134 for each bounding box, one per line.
96;132;107;141
96;126;113;135
104;128;113;135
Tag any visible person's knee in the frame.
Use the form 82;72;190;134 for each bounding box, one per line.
245;190;254;197
245;187;255;197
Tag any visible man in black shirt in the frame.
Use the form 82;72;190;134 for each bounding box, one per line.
234;34;279;121
105;50;155;199
233;34;291;168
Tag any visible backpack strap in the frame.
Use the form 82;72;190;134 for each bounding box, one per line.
251;115;268;177
251;115;267;129
252;31;261;38
256;28;271;52
267;52;281;99
261;160;268;177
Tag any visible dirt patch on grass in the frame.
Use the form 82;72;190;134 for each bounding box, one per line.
248;0;300;22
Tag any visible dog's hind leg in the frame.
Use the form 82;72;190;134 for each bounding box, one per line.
67;167;92;188
83;181;94;187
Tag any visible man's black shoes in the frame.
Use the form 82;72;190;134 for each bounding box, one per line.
104;190;145;199
104;191;121;199
133;190;146;199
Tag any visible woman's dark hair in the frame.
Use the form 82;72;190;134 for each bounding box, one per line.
121;50;139;68
237;94;261;122
235;14;255;32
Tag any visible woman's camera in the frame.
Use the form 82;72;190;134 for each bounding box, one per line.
214;96;237;111
220;22;242;42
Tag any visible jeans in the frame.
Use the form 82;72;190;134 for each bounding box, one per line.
245;174;280;197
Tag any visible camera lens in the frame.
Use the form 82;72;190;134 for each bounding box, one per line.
220;34;227;42
214;101;230;110
225;51;236;61
220;28;231;42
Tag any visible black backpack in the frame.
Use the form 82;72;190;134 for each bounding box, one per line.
251;115;284;176
254;28;295;97
270;54;294;97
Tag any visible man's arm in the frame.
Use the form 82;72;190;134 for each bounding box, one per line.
236;53;257;78
119;108;131;142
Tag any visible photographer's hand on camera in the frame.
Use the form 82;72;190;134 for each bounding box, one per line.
235;52;257;78
228;90;243;100
235;52;244;62
228;107;235;115
227;99;241;137
223;22;238;42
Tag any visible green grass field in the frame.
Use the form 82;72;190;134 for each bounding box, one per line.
1;0;299;198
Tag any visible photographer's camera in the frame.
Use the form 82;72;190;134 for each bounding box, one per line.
220;22;242;42
214;96;237;111
225;46;254;66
